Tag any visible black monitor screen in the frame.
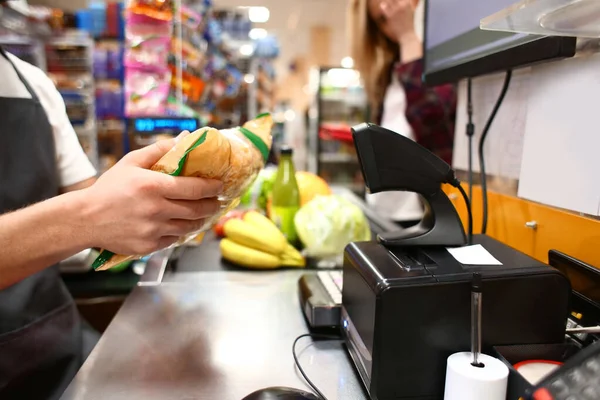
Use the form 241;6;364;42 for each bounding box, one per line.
424;0;576;85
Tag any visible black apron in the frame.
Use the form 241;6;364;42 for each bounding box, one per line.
0;49;87;400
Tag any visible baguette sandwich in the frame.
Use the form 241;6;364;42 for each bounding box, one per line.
93;113;274;271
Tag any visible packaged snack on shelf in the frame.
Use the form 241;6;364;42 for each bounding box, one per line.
168;63;206;103
93;47;108;79
125;13;171;70
92;113;274;271
224;65;242;96
125;35;170;69
96;81;123;119
124;67;170;116
127;0;173;22
106;45;123;79
165;95;203;120
181;5;202;30
171;37;205;69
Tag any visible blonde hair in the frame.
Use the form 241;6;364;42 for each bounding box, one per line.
347;0;399;115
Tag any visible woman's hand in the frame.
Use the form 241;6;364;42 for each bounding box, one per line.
81;133;223;255
378;0;423;63
379;0;416;43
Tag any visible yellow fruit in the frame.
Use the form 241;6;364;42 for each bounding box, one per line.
220;239;280;269
281;257;306;267
223;218;287;255
282;244;303;261
244;210;277;231
279;244;306;267
266;171;333;218
296;171;332;206
243;210;289;243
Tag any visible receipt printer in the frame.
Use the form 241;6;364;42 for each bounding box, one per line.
341;236;570;400
342;124;571;399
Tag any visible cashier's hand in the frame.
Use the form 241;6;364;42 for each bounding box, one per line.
82;132;222;255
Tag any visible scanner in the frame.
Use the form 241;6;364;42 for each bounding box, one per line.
352;123;466;247
341;124;571;399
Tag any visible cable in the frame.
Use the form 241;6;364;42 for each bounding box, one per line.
478;70;512;234
292;333;341;400
466;78;475;204
452;179;473;245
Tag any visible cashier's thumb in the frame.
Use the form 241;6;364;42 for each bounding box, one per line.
126;131;190;168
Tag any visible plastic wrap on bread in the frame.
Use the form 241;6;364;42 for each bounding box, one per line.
92;113;273;271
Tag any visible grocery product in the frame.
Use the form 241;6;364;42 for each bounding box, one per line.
219;210;305;269
294;195;371;261
295;171;332;205
93;114;274;271
264;171;333;217
124;13;171;70
220;239;281;269
124;68;170;116
239;166;277;210
127;0;173;21
123;6;172;117
223;219;287;255
213;209;247;237
269;146;300;243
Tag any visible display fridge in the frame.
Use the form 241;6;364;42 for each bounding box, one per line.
307;66;368;196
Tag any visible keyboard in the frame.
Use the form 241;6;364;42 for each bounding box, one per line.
318;271;343;304
298;271;343;329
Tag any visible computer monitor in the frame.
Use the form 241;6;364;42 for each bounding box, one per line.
423;0;577;86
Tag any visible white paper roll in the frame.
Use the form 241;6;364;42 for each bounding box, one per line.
443;352;509;400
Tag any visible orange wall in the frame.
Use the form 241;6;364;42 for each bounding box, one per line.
443;184;600;269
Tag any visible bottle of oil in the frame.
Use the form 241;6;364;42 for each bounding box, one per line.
270;145;300;244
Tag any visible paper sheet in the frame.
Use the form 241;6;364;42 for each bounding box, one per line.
517;54;600;216
446;244;502;265
453;69;531;180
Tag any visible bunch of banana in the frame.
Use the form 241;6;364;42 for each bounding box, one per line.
219;211;306;269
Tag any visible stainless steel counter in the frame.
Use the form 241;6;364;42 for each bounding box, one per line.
61;271;368;400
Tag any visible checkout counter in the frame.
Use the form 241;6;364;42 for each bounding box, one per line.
59;187;391;400
59;187;600;400
59;124;600;400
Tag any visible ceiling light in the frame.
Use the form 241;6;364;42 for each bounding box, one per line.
239;44;254;56
249;28;267;40
248;7;270;23
341;56;354;69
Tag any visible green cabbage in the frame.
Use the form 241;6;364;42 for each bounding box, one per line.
294;195;371;258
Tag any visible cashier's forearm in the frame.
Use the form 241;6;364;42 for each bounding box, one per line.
0;191;92;289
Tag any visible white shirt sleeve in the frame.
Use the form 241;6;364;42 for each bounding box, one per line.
7;54;98;188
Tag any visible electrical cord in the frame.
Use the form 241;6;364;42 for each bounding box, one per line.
466;78;475;204
292;333;342;400
478;70;512;234
451;179;473;245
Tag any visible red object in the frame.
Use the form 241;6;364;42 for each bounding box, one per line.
105;3;119;37
319;123;354;144
213;210;246;237
513;360;563;371
532;388;554;400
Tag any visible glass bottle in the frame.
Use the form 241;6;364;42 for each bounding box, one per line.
270;145;300;244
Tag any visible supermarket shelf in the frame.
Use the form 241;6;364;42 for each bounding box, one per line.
321;120;363;126
480;0;600;37
0;34;35;46
319;153;358;163
320;93;366;104
75;124;96;137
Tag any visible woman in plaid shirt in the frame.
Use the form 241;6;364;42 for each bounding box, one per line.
348;0;457;225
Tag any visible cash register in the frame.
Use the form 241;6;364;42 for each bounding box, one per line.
299;123;572;400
